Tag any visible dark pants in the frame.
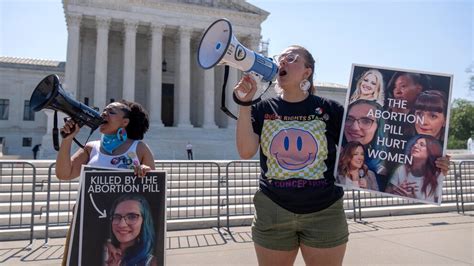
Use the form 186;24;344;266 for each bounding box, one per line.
33;152;38;159
187;150;193;160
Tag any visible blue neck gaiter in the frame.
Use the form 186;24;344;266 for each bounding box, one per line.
101;128;127;154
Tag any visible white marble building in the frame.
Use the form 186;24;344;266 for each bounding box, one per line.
0;0;347;159
0;57;65;158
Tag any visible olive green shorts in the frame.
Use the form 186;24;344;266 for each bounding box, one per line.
251;190;349;251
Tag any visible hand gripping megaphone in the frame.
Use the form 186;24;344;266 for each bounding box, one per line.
30;74;104;150
197;18;278;117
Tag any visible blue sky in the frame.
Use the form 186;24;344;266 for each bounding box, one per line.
1;0;472;101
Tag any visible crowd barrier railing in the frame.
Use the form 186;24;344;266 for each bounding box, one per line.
0;159;473;245
0;161;36;247
154;161;223;230
458;160;474;214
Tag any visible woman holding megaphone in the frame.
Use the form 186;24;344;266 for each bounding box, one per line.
234;45;349;266
55;99;155;266
234;45;451;266
55;99;155;179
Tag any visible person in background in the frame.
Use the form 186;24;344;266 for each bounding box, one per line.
468;131;474;154
186;141;193;160
32;144;41;159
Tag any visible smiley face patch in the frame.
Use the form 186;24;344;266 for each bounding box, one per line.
261;119;328;180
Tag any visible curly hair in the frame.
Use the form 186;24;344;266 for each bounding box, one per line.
385;72;431;107
118;99;149;140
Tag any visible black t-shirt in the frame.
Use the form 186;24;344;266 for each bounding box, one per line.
251;94;344;214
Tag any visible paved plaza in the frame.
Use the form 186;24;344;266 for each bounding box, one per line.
0;212;472;265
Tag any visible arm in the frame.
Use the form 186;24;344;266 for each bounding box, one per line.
435;155;451;176
236;106;259;159
234;75;259;159
135;141;156;176
55;120;90;180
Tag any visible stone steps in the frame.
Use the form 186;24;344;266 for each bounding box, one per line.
1;159;473;241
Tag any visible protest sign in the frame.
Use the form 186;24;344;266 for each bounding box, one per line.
335;64;452;204
67;169;166;265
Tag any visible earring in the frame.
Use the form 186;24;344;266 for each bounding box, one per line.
117;128;128;141
300;79;311;93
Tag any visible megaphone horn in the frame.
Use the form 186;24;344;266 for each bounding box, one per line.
197;18;278;82
30;74;105;150
30;74;104;130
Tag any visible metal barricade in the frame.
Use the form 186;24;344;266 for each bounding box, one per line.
224;161;260;233
224;161;357;230
443;161;460;210
0;161;36;246
458;160;474;213
155;161;222;229
1;159;472;244
43;162;79;244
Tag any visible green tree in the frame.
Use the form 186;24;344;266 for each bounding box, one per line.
448;99;474;149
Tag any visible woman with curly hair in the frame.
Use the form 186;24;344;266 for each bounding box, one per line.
56;99;155;178
337;141;379;191
55;99;155;266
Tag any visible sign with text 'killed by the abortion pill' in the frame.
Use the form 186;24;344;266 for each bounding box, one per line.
69;170;166;266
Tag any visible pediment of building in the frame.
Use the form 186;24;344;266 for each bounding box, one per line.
64;0;268;20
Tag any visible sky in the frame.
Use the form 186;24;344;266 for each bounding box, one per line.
1;0;473;101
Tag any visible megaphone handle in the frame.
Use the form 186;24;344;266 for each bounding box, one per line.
232;91;258;106
58;117;86;149
53;111;60;151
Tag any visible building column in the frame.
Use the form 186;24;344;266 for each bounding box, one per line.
176;26;193;128
122;20;138;101
203;68;217;128
226;67;239;128
247;35;261;52
149;22;165;128
93;17;111;109
64;13;82;96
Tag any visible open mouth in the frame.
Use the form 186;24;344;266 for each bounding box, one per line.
279;69;287;76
